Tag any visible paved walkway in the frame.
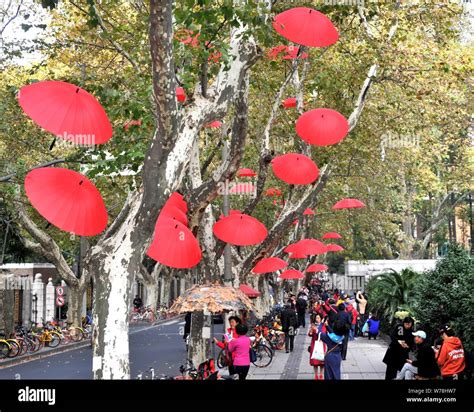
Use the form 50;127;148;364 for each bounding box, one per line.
248;323;387;380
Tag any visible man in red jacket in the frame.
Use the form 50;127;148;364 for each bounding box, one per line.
346;302;358;341
435;325;466;380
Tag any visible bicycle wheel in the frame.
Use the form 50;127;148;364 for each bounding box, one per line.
216;349;228;369
69;327;84;342
28;335;42;353
6;339;20;358
0;341;11;358
47;333;61;348
252;343;273;368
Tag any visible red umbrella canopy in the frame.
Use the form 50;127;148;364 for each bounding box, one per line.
271;153;319;185
239;284;261;298
303;208;315;215
273;7;339;48
176;87;186;102
296;108;349;147
265;187;283;197
332;198;366;210
283;97;297;108
306;263;328;273
219;209;242;220
18;81;112;145
289;251;308;259
296;238;327;255
157;204;188;227
280;269;305;280
252;257;288;274
24;167;108;236
237;168;257;177
166;192;188;214
205;120;222;128
147;218;201;268
213;213;268;246
325;243;344;252
322;232;342;239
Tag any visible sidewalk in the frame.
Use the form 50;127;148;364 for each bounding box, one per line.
248;325;387;380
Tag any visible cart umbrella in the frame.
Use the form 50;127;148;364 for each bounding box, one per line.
271;153;319;185
296;108;349;147
280;269;304;280
24;167;108;236
18;81;112;145
322;232;342;239
252;257;288;274
213;213;267;246
332;198;366;210
273;7;339;48
168;284;253;314
306;263;328;273
147;219;202;269
239;284;261;298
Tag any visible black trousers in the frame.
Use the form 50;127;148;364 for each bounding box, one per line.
233;365;250;380
385;364;399;380
297;312;306;328
285;334;295;352
341;333;349;360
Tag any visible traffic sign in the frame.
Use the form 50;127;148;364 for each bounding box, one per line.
56;286;64;296
56;296;65;307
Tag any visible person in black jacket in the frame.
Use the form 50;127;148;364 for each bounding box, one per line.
281;303;298;353
383;317;415;380
295;294;308;328
333;303;352;360
396;330;439;379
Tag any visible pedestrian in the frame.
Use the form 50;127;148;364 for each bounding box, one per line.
227;323;251;380
346;302;358;341
435;325;466;380
383;317;415;380
183;312;191;341
296;293;308;328
396;330;439;380
281;303;298;353
367;313;380;340
356;291;367;335
309;314;326;380
213;315;241;374
317;318;344;380
132;294;143;312
334;303;352;360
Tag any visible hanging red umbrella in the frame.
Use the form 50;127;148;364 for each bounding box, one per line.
288;251;308;259
24;167;108;236
176;87;186;102
303;208;315;215
18;81;112;145
325;243;344;252
205;120;222;128
213;213;267;246
282;46;309;60
283;97;297;108
296;108;349;147
279;269;304;280
219;209;242;220
332;198;366;210
306;263;329;273
147;219;202;268
252;257;288;274
265;187;282;197
266;44;288;60
273;7;339;48
239;284;261;298
271;153;319;185
166;192;188;214
296;238;327;255
158;204;188;227
322;232;342;239
229;182;255;194
237;168;257;177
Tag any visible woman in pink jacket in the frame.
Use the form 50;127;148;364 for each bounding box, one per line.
227;323;251;380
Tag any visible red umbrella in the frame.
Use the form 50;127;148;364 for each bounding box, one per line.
252;257;288;274
296;108;349;147
303;208;315;215
273;7;339;48
292;219;299;226
219;209;241;220
322;232;342;239
282;46;309;60
279;269;304;280
205;120;222;128
271;153;319;185
229;182;255;194
265;187;282;197
332;198;366;210
296;238;327;255
213;213;267;246
283;97;297;108
289;251;308;259
325;243;344;252
237;168;257;177
24;167;108;236
176;87;186;102
18;81;112;145
166;192;188;214
306;263;329;273
239;284;261;298
147;219;202;268
158;204;188;227
266;44;288;60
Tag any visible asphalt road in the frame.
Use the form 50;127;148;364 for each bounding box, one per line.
0;318;225;380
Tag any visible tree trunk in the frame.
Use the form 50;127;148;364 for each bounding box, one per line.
67;285;84;327
188;311;212;368
160;269;172;308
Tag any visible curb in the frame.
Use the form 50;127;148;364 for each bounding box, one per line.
0;315;182;370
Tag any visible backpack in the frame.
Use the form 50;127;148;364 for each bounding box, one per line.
333;315;351;335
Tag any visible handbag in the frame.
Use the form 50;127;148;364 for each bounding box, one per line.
311;334;326;361
249;347;257;363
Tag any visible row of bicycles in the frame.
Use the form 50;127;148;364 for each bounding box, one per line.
129;305;173;324
0;321;92;359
